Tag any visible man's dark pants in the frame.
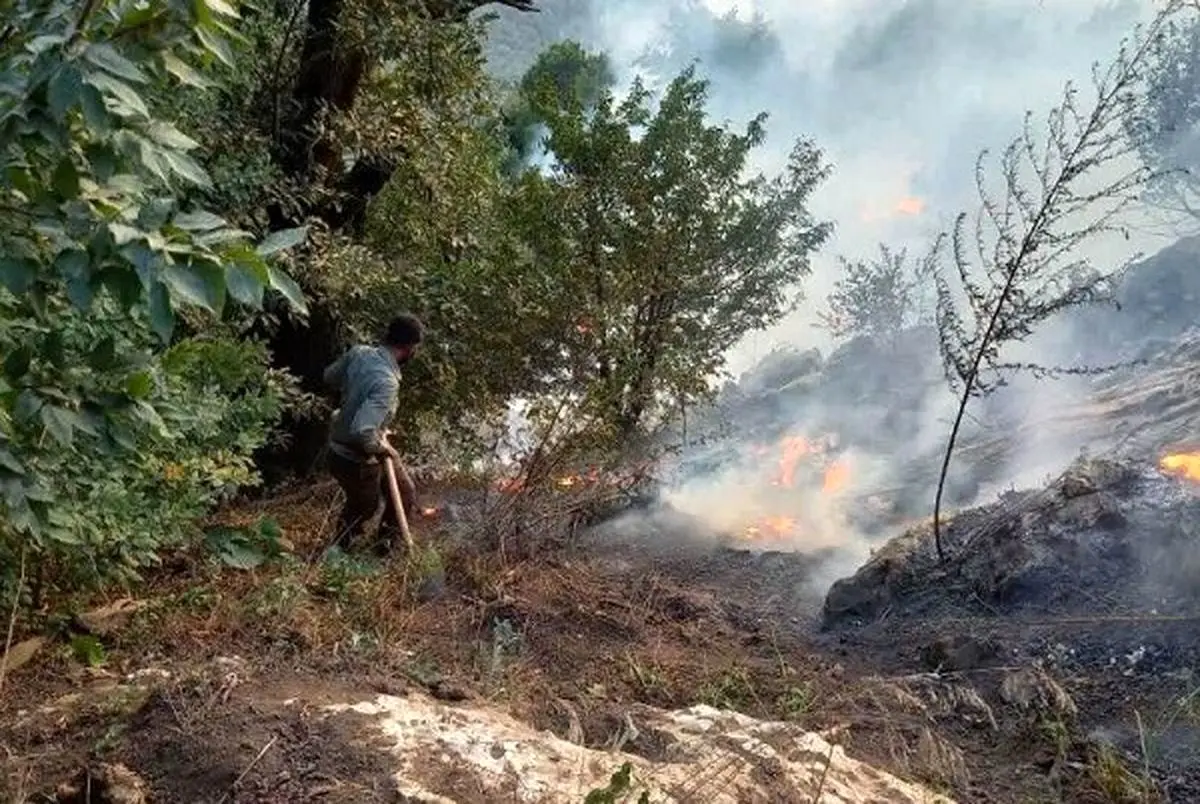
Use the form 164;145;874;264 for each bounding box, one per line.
328;451;417;552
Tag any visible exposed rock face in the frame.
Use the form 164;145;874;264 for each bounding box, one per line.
328;694;955;803
823;455;1200;627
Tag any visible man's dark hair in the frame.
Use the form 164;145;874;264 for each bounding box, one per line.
384;314;424;348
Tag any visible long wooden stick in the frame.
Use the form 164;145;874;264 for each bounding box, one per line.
383;456;416;552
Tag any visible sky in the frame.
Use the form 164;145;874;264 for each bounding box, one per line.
484;0;1176;374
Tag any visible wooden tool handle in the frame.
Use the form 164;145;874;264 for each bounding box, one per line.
383;456;416;552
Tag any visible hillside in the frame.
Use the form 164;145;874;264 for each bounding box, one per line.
5;1;1200;803
7;235;1200;801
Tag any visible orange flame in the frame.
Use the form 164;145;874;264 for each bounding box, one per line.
743;515;798;542
822;458;851;494
737;433;852;543
773;436;817;488
895;195;925;216
1160;452;1200;482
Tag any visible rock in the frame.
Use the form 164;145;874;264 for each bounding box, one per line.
1056;458;1136;499
55;763;149;804
1;636;46;675
327;693;957;803
431;680;471;702
920;635;1002;672
74;599;148;637
821;452;1175;628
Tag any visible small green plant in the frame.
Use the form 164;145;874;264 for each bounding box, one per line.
69;634;106;667
316;548;381;601
776;684;814;719
583;762;651;804
204;517;285;570
245;571;307;618
697;667;758;710
1087;743;1161;803
1040;717;1072;764
626;653;666;694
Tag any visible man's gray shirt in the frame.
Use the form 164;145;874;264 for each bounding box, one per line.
323;345;402;462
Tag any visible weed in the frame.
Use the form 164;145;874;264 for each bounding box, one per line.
583;762;651;804
1086;743;1161;803
626;653;666;694
776;684;814;719
70;635;106;667
1039;716;1071;764
317;548;382;601
245;571;308;619
698;667;759;711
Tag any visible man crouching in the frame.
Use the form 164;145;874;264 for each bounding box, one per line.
323;314;423;556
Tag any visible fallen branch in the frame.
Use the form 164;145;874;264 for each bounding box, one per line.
218;734;278;804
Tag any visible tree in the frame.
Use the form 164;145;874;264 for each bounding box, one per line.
514;52;833;438
1126;7;1200;219
501;41;615;170
818;244;935;345
929;2;1193;561
0;0;308;598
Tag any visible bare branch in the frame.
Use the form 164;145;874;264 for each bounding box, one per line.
929;1;1194;561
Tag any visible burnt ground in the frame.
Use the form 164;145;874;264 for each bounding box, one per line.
2;458;1198;803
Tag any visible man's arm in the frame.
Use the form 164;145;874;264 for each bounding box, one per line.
347;379;398;457
323;353;348;389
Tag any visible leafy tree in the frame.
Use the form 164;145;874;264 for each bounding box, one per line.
1126;5;1200;219
502;40;615;170
0;0;308;599
929;3;1191;560
818;244;935;345
514;52;833;438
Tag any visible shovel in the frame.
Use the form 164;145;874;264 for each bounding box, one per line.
383;455;416;553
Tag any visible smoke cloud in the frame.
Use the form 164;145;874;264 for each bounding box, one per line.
482;0;1186;587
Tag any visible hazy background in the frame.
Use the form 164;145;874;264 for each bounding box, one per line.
482;0;1173;371
481;0;1192;572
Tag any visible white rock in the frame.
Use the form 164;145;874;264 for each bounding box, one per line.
327;693;955;803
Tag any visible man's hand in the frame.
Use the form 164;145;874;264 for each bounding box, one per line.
381;429;401;462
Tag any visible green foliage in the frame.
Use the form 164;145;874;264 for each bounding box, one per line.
204;517;286;569
512;55;833;436
1126;3;1200;217
819;244;934;345
502;41;614;169
583;763;650;804
0;0;308;598
69;633;107;667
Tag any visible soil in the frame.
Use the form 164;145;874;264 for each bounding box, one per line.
2;459;1197;802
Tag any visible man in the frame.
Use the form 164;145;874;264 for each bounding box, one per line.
323;314;423;555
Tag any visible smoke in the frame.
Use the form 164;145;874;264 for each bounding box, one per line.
480;0;1186;593
484;1;1163;367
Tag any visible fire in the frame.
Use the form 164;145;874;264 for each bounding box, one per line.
742;515;798;542
894;195;925;216
493;467;605;493
773;436;817;487
822;458;850;494
736;432;853;543
1160;451;1200;482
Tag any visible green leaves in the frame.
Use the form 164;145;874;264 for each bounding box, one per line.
163;261;226;313
256;226;307;256
46;65;83;121
83;43;148;84
0;0;311;563
0;259;37;294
